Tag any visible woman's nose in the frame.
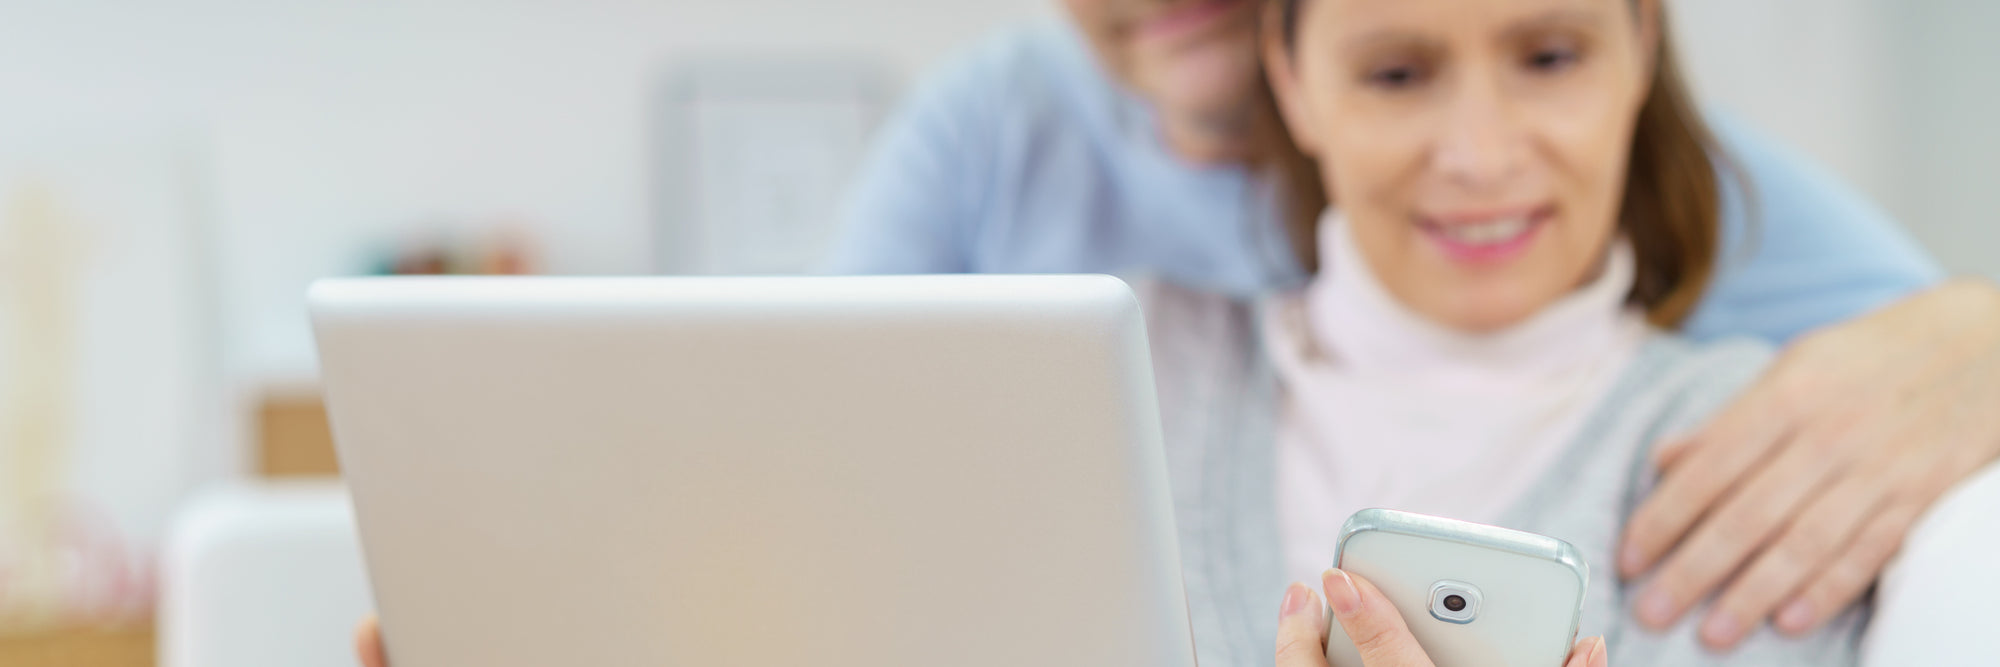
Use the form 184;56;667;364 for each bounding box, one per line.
1431;74;1531;193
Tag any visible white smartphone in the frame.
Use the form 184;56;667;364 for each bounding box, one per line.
1324;509;1587;667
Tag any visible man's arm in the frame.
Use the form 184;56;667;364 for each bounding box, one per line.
1621;118;2000;652
819;49;1002;276
1683;113;1943;343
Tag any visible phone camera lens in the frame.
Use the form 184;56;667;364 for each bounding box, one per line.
1429;581;1481;624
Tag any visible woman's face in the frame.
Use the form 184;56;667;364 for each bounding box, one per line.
1268;0;1658;331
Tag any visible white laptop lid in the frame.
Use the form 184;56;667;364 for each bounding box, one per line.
309;275;1194;667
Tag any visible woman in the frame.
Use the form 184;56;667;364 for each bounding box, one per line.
1230;0;1938;664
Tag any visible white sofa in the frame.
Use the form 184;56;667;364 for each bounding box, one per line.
157;481;374;667
1862;460;2000;664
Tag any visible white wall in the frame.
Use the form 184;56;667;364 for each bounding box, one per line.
0;0;1056;555
1671;0;2000;279
4;0;1057;385
1885;1;2000;278
1671;0;1894;206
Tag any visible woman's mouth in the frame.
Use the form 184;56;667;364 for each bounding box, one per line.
1135;0;1248;43
1418;207;1553;264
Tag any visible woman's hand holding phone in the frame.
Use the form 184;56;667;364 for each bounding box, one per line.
356;615;387;667
1277;569;1608;667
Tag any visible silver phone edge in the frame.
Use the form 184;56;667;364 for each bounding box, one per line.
1329;508;1590;659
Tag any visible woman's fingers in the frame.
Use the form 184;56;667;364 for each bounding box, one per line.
1304;570;1601;666
356;615;388;667
1275;582;1331;667
1323;569;1435;667
1563;637;1609;667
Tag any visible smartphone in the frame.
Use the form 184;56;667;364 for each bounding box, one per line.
1323;509;1587;667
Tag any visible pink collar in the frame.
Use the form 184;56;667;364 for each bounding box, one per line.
1299;209;1643;383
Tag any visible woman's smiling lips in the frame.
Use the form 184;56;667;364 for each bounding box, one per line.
1417;206;1555;264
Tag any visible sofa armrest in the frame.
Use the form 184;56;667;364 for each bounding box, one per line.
1861;460;2000;666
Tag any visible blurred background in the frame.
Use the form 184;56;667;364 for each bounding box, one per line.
0;0;1995;664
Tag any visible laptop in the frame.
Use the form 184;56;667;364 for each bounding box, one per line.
309;275;1195;667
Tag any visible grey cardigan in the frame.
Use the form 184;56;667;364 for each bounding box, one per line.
1132;281;1868;667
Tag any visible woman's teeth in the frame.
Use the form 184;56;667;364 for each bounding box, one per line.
1439;217;1532;245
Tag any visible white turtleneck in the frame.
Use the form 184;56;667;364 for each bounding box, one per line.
1266;210;1655;587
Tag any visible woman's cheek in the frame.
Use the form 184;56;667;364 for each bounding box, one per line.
1530;91;1633;240
1324;99;1436;198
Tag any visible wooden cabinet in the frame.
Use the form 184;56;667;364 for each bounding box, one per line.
257;392;342;477
0;626;153;667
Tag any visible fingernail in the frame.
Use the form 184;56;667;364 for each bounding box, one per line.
1589;637;1607;667
1280;583;1309;620
1777;600;1814;633
1635;588;1675;627
1699;611;1743;647
1324;569;1362;617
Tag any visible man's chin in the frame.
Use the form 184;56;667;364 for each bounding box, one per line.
1136;40;1261;119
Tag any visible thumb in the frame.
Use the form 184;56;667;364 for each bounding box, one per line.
1563;636;1609;667
1325;569;1434;667
356;615;389;667
1275;582;1332;667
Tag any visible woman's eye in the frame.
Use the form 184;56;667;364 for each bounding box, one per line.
1527;47;1581;73
1366;64;1425;89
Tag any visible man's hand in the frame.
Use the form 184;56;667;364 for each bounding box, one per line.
1619;279;2000;649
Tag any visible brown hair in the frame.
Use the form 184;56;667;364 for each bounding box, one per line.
1271;0;1725;328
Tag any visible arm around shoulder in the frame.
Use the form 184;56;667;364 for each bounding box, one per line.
820;48;1006;276
1686;114;1944;343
